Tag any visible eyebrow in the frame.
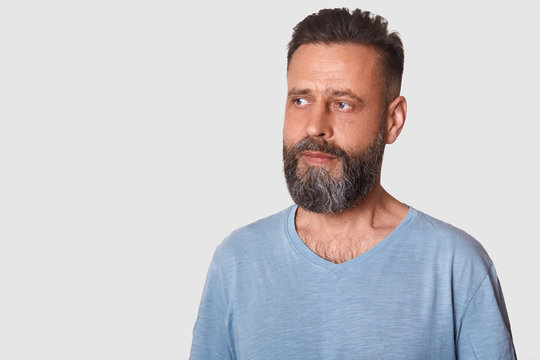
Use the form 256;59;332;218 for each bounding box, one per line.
287;88;313;98
287;87;364;104
328;89;364;104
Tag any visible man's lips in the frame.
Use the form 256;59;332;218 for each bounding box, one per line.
301;151;336;165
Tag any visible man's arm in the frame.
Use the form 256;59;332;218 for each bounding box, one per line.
190;256;232;360
455;264;516;359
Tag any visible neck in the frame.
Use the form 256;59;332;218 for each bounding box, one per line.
294;181;409;263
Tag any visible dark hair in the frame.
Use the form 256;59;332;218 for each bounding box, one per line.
287;8;404;102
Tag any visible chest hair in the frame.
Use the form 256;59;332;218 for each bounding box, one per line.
299;231;388;264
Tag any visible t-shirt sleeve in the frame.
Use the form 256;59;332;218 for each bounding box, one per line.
456;263;516;359
190;254;232;360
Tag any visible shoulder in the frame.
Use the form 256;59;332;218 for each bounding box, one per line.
211;205;294;267
410;208;492;266
407;208;494;299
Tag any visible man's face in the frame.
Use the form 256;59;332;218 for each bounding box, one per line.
283;43;388;214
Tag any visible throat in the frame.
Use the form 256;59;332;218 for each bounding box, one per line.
293;193;410;264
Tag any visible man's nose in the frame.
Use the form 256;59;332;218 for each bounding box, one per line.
305;102;333;138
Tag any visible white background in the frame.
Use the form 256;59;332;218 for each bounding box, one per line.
1;0;539;359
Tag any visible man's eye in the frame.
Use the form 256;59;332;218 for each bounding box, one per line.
337;102;352;110
295;98;309;106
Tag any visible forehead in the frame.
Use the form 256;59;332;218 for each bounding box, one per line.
287;43;382;93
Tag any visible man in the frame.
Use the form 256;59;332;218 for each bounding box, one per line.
190;8;516;359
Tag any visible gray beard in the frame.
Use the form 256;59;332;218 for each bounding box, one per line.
283;129;385;214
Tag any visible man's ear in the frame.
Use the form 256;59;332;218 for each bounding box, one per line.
384;96;407;144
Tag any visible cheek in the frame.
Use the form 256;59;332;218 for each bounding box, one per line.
283;115;303;144
339;119;381;149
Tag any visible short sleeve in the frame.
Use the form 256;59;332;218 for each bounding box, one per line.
190;254;232;360
456;264;516;359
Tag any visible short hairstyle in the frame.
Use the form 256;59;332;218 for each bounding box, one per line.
287;8;404;103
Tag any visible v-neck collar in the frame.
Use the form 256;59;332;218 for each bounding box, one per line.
285;204;419;274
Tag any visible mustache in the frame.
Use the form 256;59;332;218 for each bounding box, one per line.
286;137;349;160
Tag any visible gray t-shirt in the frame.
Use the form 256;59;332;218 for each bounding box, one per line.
190;205;516;359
